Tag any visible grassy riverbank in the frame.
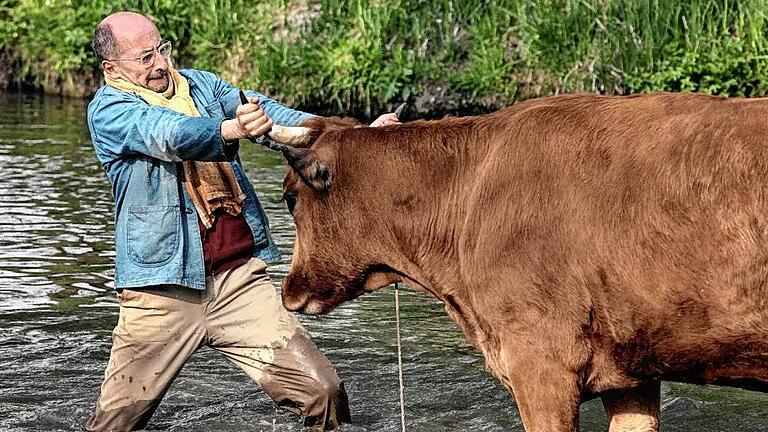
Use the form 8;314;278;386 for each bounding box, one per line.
2;0;768;116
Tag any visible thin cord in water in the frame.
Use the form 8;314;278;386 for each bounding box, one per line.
395;282;407;432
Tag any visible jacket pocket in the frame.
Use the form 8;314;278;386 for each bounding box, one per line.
125;205;180;265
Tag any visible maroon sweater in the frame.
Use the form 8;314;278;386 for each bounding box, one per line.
198;212;255;275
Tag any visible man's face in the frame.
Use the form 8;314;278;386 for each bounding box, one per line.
103;24;170;93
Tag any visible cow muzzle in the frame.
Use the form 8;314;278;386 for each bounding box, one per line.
281;289;310;313
281;285;331;315
284;297;328;315
283;287;340;315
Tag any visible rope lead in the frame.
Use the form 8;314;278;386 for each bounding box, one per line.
395;282;407;431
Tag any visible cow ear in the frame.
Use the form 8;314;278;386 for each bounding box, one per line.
261;125;333;190
282;146;334;191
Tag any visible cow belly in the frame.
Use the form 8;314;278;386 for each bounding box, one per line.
584;312;768;393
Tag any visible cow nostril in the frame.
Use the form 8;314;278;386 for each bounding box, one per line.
318;289;335;300
282;292;307;312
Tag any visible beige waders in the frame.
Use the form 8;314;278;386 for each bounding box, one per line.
86;258;350;431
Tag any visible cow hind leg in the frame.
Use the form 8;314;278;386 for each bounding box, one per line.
601;381;660;432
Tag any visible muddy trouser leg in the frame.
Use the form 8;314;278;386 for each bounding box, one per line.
85;287;206;431
206;258;351;430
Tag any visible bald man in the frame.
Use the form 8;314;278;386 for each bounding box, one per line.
85;12;396;431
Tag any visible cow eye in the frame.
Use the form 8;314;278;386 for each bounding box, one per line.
282;192;298;214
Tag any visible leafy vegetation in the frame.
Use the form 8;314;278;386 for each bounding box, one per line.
2;0;768;117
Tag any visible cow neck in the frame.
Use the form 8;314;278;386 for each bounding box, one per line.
389;258;491;355
355;118;496;354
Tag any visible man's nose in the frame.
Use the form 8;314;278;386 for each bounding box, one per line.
153;51;169;69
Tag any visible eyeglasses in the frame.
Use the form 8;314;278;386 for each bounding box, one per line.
108;40;172;68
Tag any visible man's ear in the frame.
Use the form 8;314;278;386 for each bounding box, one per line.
102;60;120;80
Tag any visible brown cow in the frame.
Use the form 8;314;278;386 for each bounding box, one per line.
263;92;768;432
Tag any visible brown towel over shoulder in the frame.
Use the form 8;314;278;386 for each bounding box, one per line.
183;160;245;228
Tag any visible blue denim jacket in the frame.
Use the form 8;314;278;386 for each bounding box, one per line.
88;68;313;290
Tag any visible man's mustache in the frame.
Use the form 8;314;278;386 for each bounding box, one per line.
148;69;168;80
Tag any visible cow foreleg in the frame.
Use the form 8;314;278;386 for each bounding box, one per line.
601;381;660;432
503;356;582;432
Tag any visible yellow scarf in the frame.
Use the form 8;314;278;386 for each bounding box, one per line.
105;69;245;229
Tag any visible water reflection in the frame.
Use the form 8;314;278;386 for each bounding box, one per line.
0;92;766;431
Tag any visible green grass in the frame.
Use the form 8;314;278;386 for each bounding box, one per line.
3;0;768;116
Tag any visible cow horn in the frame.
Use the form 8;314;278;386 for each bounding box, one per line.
267;125;312;146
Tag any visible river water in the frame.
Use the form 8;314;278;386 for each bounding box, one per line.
0;92;766;431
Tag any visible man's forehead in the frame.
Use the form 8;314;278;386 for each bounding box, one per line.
115;28;161;50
